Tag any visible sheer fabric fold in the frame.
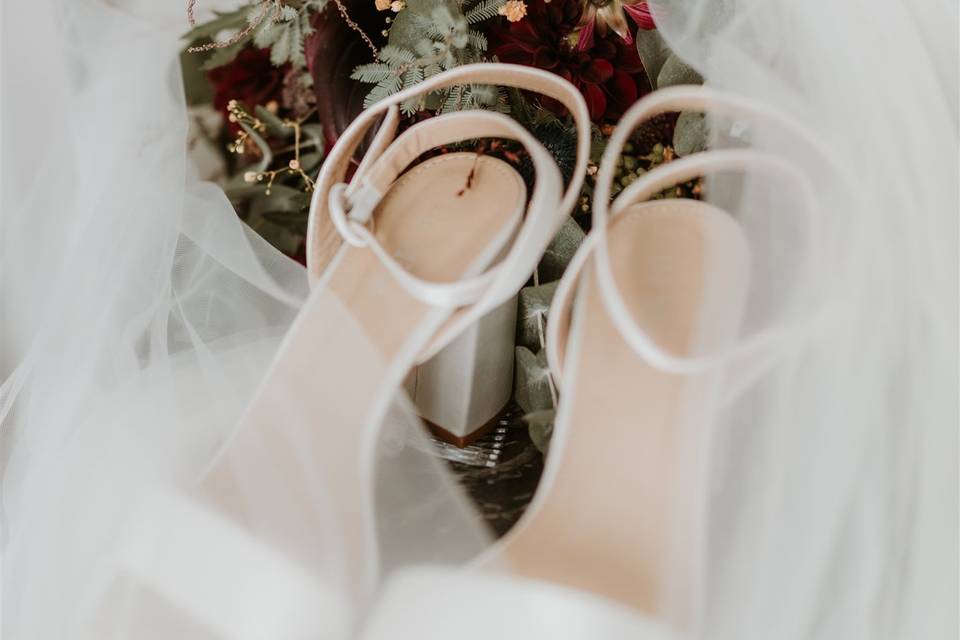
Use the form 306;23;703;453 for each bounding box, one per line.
653;1;958;638
1;1;486;637
1;0;956;638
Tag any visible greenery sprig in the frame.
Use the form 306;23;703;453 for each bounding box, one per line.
226;100;320;194
351;0;506;114
184;0;329;71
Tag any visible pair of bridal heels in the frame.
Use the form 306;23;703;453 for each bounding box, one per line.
118;64;822;638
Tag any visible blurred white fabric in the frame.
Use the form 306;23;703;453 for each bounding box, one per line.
0;0;956;638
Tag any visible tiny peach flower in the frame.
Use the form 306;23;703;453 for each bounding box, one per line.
498;0;527;22
375;0;391;11
390;0;405;11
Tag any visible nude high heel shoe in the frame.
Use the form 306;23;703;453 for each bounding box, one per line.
360;86;822;639
306;73;590;448
111;64;590;637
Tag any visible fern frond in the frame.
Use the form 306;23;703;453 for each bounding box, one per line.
269;24;293;65
495;86;511;113
467;30;487;51
470;83;497;107
290;18;307;66
351;62;394;83
379;45;417;65
253;19;280;48
400;98;422;116
300;10;315;37
402;66;425;88
441;85;464;113
363;75;404;107
352;0;497;115
465;0;505;24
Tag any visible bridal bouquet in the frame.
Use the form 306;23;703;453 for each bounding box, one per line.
182;0;707;446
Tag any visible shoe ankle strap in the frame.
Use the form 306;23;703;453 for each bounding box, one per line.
307;64;590;356
325;109;561;308
548;86;831;385
307;63;591;276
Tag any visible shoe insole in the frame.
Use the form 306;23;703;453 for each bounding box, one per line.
492;201;749;619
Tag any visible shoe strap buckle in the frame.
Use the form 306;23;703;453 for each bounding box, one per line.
328;182;382;248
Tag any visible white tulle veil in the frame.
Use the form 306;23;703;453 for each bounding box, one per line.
1;0;956;638
651;1;958;638
1;1;487;636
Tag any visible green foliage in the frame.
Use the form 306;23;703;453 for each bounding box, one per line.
185;1;329;71
524;409;556;454
673;110;707;156
656;53;704;89
464;0;505;24
635;27;703;90
182;6;250;71
202;41;247;70
352;0;506;114
183;7;250;43
635;27;708;157
252;0;327;68
254;105;292;138
517;280;559;351
634;28;672;89
514;347;554;415
539;217;586;283
223;181;309;254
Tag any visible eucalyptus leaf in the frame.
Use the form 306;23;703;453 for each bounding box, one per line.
255;105;292;138
523;409;556;454
300;124;326;154
269;22;294;66
514;347;554;414
516;280;559;351
634;28;672;89
299;151;324;173
673;110;708;156
539;217;586;283
656;53;704;89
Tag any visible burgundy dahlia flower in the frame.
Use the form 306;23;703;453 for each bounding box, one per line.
489;0;651;122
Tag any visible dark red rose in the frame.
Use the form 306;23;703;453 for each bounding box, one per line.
489;0;650;122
